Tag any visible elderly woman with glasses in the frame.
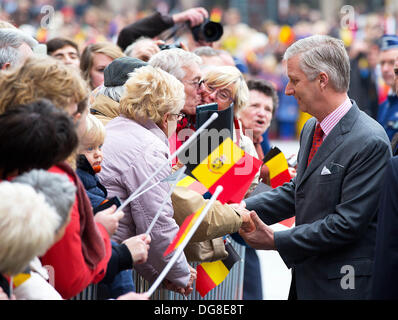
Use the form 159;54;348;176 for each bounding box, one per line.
199;65;260;195
98;65;196;296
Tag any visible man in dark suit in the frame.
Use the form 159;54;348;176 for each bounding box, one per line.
372;55;398;299
237;35;392;299
371;156;398;299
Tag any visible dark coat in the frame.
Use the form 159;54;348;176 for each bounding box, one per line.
76;155;107;210
372;156;398;299
117;11;174;51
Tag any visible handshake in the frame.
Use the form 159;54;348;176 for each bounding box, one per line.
229;202;256;233
230;202;276;251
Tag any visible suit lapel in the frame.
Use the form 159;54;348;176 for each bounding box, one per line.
297;102;360;189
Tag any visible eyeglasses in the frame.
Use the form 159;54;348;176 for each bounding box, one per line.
199;80;233;102
170;113;186;121
182;79;201;89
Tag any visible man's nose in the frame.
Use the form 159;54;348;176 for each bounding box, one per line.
285;83;294;96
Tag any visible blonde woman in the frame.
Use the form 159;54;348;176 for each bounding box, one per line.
199;65;260;194
200;65;249;114
80;42;125;90
98;65;197;295
0;55;88;117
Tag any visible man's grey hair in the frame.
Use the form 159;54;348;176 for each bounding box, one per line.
97;84;125;103
283;35;350;93
193;46;219;57
0;28;38;68
148;48;202;80
124;36;152;57
13;169;76;232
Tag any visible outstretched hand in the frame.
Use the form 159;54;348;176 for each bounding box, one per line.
238;211;276;250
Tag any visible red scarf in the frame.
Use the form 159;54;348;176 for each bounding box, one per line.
56;162;106;269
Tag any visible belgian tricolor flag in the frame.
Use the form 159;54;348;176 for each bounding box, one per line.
164;204;206;257
181;136;262;204
263;146;291;188
263;147;295;228
196;240;240;297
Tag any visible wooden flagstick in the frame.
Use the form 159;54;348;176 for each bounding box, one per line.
114;112;219;215
145;186;223;297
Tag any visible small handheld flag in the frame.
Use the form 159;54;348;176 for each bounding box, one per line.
263;146;295;228
195;238;241;297
145;186;223;297
182;137;262;204
263;146;291;189
163;203;205;257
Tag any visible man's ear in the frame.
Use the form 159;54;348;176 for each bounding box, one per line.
319;72;329;90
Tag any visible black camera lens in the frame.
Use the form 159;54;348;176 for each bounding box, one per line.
191;19;223;43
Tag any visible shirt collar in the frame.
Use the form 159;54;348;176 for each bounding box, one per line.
318;98;352;137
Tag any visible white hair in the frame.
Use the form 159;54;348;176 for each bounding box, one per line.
97;84;125;103
0;181;60;275
124;37;152;57
148;48;202;80
0;28;38;68
283;35;350;92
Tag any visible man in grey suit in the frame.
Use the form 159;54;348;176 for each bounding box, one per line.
237;35;392;299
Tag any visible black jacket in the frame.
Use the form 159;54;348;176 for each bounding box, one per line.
117;11;174;51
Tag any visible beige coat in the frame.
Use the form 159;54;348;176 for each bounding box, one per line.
90;94;120;126
171;186;243;263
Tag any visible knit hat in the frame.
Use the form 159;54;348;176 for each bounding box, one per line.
104;56;147;87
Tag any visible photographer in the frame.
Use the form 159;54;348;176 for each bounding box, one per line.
117;7;209;52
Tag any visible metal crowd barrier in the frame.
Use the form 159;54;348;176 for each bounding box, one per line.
70;283;98;300
134;239;246;300
70;239;245;300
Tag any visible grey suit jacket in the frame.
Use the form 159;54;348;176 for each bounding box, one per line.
245;102;392;299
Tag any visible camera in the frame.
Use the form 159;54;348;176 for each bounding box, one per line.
158;42;182;50
190;19;224;43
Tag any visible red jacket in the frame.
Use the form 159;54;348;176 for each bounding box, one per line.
40;164;112;299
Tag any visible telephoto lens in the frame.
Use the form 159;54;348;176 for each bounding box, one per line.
191;19;223;43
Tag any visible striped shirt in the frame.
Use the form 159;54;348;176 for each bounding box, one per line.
318;98;352;141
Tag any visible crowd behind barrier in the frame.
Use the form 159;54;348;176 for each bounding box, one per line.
0;0;398;301
0;0;394;140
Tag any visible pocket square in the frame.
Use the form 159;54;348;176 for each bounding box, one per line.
321;166;332;175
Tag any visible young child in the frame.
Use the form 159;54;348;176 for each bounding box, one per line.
76;113;108;212
76;114;138;299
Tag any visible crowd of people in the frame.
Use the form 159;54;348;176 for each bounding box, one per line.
0;1;398;301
